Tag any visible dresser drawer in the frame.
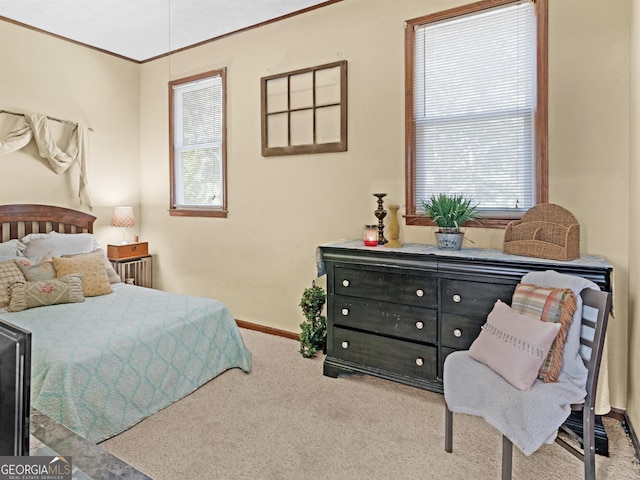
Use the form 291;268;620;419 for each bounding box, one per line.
440;313;484;350
332;295;437;344
334;266;436;308
331;327;437;381
440;279;515;317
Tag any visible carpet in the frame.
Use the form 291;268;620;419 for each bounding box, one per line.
102;328;640;479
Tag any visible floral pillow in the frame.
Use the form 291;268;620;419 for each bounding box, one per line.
62;249;121;284
14;256;56;282
53;253;112;297
7;275;84;312
511;283;577;382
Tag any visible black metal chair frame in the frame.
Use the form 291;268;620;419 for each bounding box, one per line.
444;288;612;480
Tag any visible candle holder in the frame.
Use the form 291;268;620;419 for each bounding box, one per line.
385;204;403;248
373;193;388;245
364;225;378;246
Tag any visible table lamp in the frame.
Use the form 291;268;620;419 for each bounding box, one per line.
111;206;135;244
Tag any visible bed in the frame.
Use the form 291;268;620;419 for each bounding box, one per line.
0;204;252;443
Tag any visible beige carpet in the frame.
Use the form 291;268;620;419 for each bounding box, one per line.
102;329;640;480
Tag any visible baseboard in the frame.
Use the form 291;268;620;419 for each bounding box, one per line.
621;410;640;461
236;319;299;341
608;407;626;422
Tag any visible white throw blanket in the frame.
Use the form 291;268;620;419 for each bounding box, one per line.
444;270;600;456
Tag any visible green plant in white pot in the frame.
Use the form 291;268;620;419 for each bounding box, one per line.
421;194;481;250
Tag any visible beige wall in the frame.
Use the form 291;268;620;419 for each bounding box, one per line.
0;0;635;415
0;21;141;244
140;0;633;411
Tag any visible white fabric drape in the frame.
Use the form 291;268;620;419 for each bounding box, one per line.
0;113;92;209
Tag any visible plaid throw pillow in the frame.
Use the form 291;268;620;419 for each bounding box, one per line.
511;283;577;382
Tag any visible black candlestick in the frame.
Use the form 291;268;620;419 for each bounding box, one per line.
373;193;388;245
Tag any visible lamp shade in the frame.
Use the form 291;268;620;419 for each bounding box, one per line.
111;206;135;228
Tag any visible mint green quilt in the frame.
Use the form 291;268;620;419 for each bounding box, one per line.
1;283;251;443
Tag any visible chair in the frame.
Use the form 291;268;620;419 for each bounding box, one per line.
444;288;612;480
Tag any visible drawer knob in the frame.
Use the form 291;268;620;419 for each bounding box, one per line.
453;328;462;338
452;294;461;303
341;308;349;316
415;321;424;330
415;357;424;366
416;289;424;297
342;279;350;287
341;341;349;349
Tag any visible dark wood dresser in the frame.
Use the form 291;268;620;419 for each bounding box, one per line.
318;241;613;393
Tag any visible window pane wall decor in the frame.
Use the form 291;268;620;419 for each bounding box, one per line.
261;60;347;156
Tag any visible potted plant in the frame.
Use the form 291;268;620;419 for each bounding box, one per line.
421;193;481;250
299;281;327;358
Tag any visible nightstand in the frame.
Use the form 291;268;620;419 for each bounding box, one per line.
107;242;152;288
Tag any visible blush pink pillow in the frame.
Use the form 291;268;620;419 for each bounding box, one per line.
468;300;561;391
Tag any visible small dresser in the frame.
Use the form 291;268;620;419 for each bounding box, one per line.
107;242;152;288
319;241;613;393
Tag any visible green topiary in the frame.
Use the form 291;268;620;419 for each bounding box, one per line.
299;281;327;358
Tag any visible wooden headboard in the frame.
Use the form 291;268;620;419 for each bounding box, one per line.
0;204;96;241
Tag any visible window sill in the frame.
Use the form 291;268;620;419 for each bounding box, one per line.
169;208;228;218
404;215;514;229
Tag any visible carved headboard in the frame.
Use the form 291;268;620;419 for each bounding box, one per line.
0;204;96;242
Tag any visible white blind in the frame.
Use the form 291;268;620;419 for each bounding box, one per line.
414;1;536;213
173;74;223;208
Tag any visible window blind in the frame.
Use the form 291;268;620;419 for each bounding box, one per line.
173;74;223;208
413;1;536;214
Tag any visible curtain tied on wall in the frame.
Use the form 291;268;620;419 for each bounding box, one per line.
0;112;92;209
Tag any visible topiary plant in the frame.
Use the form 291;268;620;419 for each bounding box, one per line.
299;281;327;358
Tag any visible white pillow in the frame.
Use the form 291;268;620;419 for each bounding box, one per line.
0;239;26;257
22;231;97;257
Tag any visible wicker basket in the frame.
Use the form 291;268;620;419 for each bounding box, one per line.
503;204;580;261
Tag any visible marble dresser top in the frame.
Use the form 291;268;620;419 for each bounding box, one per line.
31;409;151;480
317;240;613;277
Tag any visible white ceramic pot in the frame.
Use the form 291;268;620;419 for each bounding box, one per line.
434;231;464;250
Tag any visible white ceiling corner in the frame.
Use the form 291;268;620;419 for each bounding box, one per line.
0;0;333;62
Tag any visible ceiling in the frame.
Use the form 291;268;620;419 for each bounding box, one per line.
0;0;336;62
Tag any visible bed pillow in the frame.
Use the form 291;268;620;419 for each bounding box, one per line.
0;239;26;257
7;275;84;312
63;249;121;284
0;260;27;308
53;252;112;297
511;283;577;382
14;255;56;282
22;231;97;258
468;300;561;391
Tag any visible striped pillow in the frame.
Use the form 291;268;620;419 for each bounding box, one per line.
511;283;576;382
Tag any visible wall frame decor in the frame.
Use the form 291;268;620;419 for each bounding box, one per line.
261;60;347;156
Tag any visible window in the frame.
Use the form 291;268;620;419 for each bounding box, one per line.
169;69;227;217
405;0;547;227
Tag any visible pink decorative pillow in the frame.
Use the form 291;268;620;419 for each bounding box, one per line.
14;255;56;282
468;300;561;391
511;284;576;382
